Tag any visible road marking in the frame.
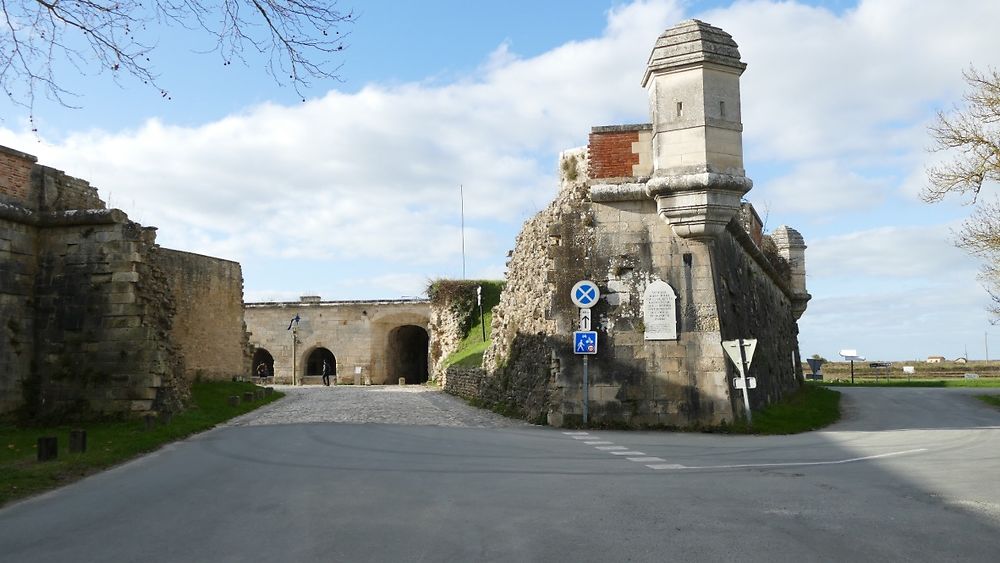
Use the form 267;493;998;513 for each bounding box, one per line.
610;451;646;456
646;448;929;470
571;436;593;440
596;446;628;451
563;432;589;435
628;457;666;463
584;441;613;445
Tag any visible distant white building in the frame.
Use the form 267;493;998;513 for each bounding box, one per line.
927;356;945;364
954;357;968;364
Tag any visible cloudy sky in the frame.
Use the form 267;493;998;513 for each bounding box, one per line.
2;0;998;361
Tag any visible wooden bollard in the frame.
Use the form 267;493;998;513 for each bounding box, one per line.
69;429;87;453
144;414;156;430
255;390;264;401
264;387;273;396
228;395;240;407
37;436;58;461
399;377;406;386
243;391;254;403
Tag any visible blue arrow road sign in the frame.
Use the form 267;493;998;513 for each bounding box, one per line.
574;331;598;355
571;280;600;308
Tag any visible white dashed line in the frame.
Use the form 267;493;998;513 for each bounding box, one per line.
571;436;593;440
563;432;590;436
584;441;613;445
628;457;665;463
646;448;928;470
596;446;628;451
610;451;646;456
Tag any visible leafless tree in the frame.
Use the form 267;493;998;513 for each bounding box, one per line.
1;0;354;129
924;66;1000;315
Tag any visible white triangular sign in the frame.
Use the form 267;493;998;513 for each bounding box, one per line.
721;339;758;373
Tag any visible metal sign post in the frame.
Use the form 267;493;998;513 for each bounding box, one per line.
477;285;486;342
839;350;865;384
571;280;600;426
722;338;757;426
737;338;752;426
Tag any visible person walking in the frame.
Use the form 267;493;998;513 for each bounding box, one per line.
322;359;331;386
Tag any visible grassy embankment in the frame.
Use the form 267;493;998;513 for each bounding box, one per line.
0;380;283;507
726;384;841;435
443;281;504;368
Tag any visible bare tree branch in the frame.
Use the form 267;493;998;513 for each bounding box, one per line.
926;66;1000;316
1;0;354;126
923;66;1000;204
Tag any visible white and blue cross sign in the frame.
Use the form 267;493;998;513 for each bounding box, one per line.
574;331;598;355
571;280;600;308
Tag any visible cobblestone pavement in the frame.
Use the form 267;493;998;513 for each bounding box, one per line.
226;385;534;428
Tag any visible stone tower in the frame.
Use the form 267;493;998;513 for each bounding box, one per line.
641;20;752;239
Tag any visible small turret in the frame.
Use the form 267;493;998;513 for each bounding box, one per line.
771;225;810;318
642;20;752;239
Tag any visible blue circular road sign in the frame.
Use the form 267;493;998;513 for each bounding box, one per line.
571;280;600;308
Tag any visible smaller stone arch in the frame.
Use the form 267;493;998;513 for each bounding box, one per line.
306;347;337;377
252;348;275;381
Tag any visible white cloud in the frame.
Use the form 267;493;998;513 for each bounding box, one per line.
807;224;976;280
704;0;1000;164
759;159;889;214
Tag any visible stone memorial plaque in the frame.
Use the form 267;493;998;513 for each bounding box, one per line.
643;280;678;340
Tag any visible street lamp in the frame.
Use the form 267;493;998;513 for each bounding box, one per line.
288;314;301;385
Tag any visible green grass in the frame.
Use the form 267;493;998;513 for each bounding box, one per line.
727;384;841;434
977;395;1000;408
443;281;503;368
814;378;1000;388
0;381;283;507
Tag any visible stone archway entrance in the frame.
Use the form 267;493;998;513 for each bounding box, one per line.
252;348;275;380
306;348;336;378
387;325;429;384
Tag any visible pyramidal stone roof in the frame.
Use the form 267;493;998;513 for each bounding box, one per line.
642;19;746;86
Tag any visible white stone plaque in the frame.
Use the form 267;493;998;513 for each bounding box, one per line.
643;280;678;340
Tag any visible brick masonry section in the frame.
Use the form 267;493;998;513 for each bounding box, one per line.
0;146;36;203
587;124;650;179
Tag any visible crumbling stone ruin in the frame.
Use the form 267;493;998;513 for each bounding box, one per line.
1;145;250;419
449;20;810;428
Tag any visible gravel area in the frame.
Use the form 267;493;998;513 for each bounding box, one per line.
225;385;534;428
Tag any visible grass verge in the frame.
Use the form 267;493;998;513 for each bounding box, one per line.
977;395;1000;408
0;381;283;507
726;384;841;435
814;378;1000;388
444;281;503;368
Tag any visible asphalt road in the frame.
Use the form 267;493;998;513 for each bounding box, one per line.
1;387;998;562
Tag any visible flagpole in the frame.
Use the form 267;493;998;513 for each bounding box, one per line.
460;184;466;279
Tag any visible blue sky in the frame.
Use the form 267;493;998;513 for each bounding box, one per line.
2;0;998;362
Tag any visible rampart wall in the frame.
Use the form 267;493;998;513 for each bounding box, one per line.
0;144;248;417
155;249;251;381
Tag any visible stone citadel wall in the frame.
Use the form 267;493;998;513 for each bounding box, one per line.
0;144;248;417
154;248;252;381
245;299;431;385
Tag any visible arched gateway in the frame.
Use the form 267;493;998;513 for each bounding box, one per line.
245;297;431;385
387;325;429;384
